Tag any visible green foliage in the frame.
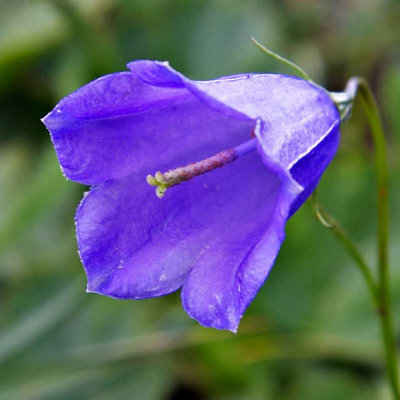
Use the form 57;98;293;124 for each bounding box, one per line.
0;0;399;399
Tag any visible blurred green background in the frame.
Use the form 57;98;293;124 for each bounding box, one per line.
1;0;400;399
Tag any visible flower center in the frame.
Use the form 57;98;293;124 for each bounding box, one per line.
147;138;258;198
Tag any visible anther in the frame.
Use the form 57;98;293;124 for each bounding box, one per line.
147;137;257;198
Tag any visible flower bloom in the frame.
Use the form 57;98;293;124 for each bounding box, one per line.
42;61;340;332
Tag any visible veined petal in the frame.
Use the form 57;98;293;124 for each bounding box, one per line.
45;59;341;332
76;149;299;329
42;71;253;185
128;60;340;191
181;160;299;332
288;119;340;215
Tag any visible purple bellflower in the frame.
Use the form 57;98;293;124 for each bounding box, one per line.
42;60;340;332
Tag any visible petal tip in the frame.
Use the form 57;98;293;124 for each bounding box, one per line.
41;111;53;130
127;60;184;88
182;291;242;333
85;278;99;294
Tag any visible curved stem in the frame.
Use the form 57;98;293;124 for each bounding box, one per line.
250;37;312;82
311;192;379;308
317;78;399;398
347;78;399;399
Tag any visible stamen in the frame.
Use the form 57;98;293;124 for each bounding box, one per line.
147;138;257;198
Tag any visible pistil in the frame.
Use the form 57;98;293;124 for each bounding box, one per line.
147;138;258;198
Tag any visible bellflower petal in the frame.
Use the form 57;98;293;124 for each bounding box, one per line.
77;152;290;307
41;71;251;185
43;59;340;332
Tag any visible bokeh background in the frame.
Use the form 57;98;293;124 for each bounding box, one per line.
1;0;400;399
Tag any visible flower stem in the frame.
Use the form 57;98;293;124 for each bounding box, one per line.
314;78;399;398
348;78;400;399
310;191;379;308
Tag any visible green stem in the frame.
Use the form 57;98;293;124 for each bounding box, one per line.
250;37;312;82
347;78;399;399
311;192;379;308
316;78;399;398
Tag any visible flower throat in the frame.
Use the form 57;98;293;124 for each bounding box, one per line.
147;137;258;198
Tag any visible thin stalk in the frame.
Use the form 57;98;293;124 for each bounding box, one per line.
250;37;312;82
347;78;399;399
311;192;379;307
315;78;399;398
